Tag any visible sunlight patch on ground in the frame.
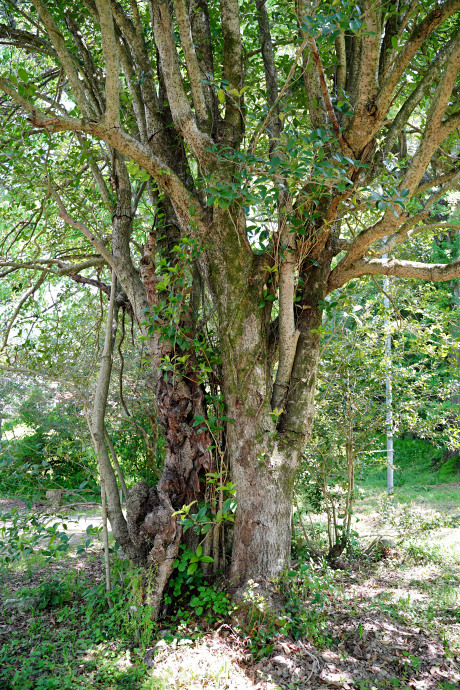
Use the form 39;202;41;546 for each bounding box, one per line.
142;640;262;689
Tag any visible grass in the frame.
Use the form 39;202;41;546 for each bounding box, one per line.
0;551;159;689
0;434;459;688
0;547;251;689
1;503;459;689
359;436;460;489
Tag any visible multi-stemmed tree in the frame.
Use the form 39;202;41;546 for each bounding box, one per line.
1;0;460;604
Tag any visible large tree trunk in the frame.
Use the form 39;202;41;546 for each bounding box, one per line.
229;451;298;586
226;327;322;590
207;213;330;587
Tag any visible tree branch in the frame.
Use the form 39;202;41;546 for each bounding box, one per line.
352;1;381;110
375;221;460;258
148;0;213;165
49;185;116;269
65;13;104;117
416;167;460;195
271;225;300;411
0;78;206;230
0;23;56;56
30;0;94;118
331;38;460;280
345;0;460;153
308;36;351;156
94;0;121;128
335;32;346;93
0;258;106;277
173;0;208;123
107;0;161;140
219;0;244;136
383;37;455;158
401;31;460;195
89;269;134;553
377;0;460;116
328;256;460;292
190;0;217;123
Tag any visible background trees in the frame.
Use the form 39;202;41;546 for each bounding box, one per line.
0;0;459;599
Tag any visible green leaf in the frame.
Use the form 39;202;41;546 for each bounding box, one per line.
217;89;226;104
217;198;229;210
18;67;28;82
187;562;198;575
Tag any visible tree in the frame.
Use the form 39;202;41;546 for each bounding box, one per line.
299;278;460;560
1;0;460;601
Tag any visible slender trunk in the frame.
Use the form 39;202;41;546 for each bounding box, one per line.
88;270;140;561
104;425;129;502
100;477;113;607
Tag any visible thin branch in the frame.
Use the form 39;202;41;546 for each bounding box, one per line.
0;258;105;276
95;0;121;128
308;36;351;156
49;185;116;269
0;24;56;56
104;424;129;501
416;167;460;195
1;270;47;350
375;221;460;258
173;0;208;123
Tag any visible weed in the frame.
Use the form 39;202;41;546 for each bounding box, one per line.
237;561;336;659
165;545;234;624
36;575;75;609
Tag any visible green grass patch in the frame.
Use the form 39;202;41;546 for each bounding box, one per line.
360;436;460;488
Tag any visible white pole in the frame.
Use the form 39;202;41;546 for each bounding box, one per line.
383;255;394;493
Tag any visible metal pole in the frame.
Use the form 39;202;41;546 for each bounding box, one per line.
383;255;394;493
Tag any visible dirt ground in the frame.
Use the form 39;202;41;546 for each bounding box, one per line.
1;487;459;689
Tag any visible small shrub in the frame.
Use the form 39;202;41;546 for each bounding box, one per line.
238;560;336;658
36;577;74;609
165;545;234;623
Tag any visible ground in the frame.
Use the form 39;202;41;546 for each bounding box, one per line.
0;479;459;689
